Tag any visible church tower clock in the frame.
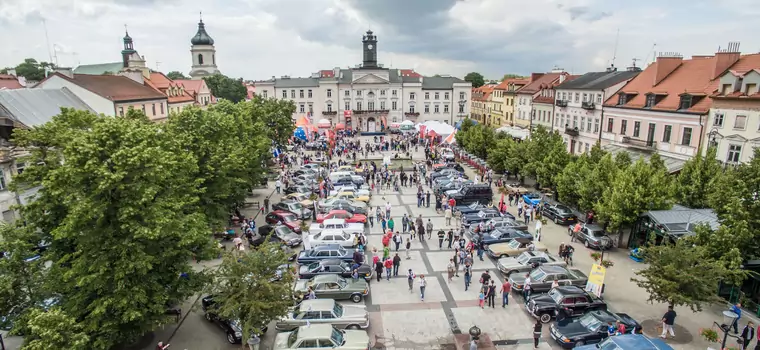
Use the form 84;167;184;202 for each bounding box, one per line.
362;30;377;68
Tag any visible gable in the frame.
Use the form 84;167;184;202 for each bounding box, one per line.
352;73;389;84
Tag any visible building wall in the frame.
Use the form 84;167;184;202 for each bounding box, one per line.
504;92;517;126
706;98;760;164
532;102;554;130
514;93;533;128
34;76;115;116
189;45;219;79
114;99;169;121
421;89;458;124
168;101;195;115
453;84;471;124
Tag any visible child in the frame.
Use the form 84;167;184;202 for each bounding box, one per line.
351;268;359;281
478;290;485;309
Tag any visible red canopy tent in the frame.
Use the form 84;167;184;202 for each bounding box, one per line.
335;123;345;130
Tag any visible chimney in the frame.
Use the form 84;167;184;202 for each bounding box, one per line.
713;42;741;79
54;67;74;79
558;73;567;84
653;52;683;86
530;73;544;82
333;67;340;77
118;69;144;85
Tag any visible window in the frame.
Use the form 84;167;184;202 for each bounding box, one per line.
197;54;203;65
344;102;350;110
596;94;602;104
583;93;588;102
299;90;304;98
746;83;758;95
633;121;641;138
160;103;164;115
620;120;627;135
118;107;124;117
299;104;305;113
380;101;385;110
425;92;430;100
327;89;332;98
460;92;465;100
282;90;287;98
445;92;450;100
308;89;312;98
410;92;415;100
663;125;672;143
617;94;627;105
424;105;430;113
344;90;350;97
380;89;386;96
356;90;362;97
458;104;464;113
435;92;439;100
727;144;742;163
722;84;732;95
645;94;656;108
678;95;692;110
308;104;313;114
585;143;590;153
572;115;578;128
367;102;374;110
327;104;332;112
291;90;295;98
594;118;599;133
444;104;449;113
681;127;693;146
580;117;585;131
151;104;156;116
587;118;592;132
356;102;362;110
713;113;724;127
262;90;268;98
409;105;415;113
393;90;397;96
392;101;397;110
574;93;579;102
607;118;614;132
16;162;25;175
734;115;747;130
434;105;439;113
141;104;146;114
0;169;5;190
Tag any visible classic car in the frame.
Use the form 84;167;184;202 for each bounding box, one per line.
284;185;316;195
435;180;473;196
272;200;313;220
298;259;372;281
526;286;607;324
430;168;465;180
573;335;673;350
265;210;303;233
275;299;369;332
297;244;354;264
328;185;371;198
301;163;323;171
496;250;566;276
259;224;302;247
308;229;356;248
293;274;369;303
542;204;578;225
474;228;533;246
309;219;365;236
201;295;268;344
454;202;488;215
293;168;319;177
467;218;527;237
316;210;367;224
522;192;543;206
569;224;613;250
335;191;370;203
508;265;588;294
318;197;367;214
461;209;503;228
283;193;315;208
550;309;642;348
273;324;371;350
487;240;548;259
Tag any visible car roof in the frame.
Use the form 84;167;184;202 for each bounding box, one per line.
605;335;673;349
538;265;570;274
318;229;349;236
298;299;336;312
585;224;604;231
312;274;341;283
312;244;343;251
323;219;346;225
319;259;347;266
327;209;349;214
296;324;335;340
554;285;586;294
271;210;293;216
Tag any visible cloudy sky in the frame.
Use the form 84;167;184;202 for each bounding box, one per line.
0;0;757;80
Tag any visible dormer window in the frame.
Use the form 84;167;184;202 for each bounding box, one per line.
645;94;656;108
617;93;628;105
678;94;693;110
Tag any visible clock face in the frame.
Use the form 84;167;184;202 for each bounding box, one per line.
368;44;373;50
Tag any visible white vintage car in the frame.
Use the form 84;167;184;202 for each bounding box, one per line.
309;219;365;236
308;229;356;248
328;185;371;198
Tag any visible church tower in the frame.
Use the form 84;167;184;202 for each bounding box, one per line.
189;14;220;79
121;30;137;68
362;30;378;68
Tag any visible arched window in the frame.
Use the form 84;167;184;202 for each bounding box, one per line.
198;54;204;65
212;54;215;65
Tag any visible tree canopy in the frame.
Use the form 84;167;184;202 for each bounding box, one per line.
204;73;248;102
166;71;188;80
500;73;526;81
464;72;485;88
1;58;55;81
674;146;722;209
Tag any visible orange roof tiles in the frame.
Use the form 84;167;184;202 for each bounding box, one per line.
148;72;195;104
494;78;529;90
472;85;494;101
517;73;566;94
0;74;23;89
40;73;167;102
400;69;422;77
320;70;335;78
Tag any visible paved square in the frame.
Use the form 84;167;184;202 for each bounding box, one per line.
378;309;453;348
369;273;446;304
451;306;537;340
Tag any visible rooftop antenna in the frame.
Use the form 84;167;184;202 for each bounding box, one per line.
643;42;657;64
199;11;203;22
42;19;54;66
611;28;620;67
631;58;640;68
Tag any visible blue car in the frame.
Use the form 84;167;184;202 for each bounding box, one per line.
296;244;355;264
522;192;543;206
574;334;673;350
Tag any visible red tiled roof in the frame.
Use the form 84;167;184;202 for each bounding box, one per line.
517;73;567;94
0;74;23;89
533;96;554;104
173;79;216;103
472;86;494;101
401;69;422;77
148;72;195;104
320;70;335;78
710;54;760;100
39;73;167;102
494;78;529;90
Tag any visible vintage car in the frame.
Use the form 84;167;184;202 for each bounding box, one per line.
201;295;268;344
508;265;588;294
550;309;642;348
308;229;356;248
461;209;503;228
316;210;367;224
496;250;566;276
467;218;526;237
542;204;578;225
335;191;370;203
526;286;607;324
318;197;367;214
569;224;614;250
265;210;303;233
328;185;371;198
275;299;369;331
298;259;372;281
258;225;302;247
272;200;313;220
273;324;371;350
283;193;315;208
309;219;365;236
573;335;673;350
487;240;548;259
474;228;533;246
284;185;316;195
296;244;354;264
522;192;543;206
453;202;488;215
293;274;369;303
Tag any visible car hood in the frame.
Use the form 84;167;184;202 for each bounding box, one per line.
273;332;294;349
342;329;371;348
294;280;310;292
298;265;314;275
508;274;527;285
345;279;369;292
497;257;524;268
281;232;301;241
341;304;368;319
554;322;594;339
529;294;556;305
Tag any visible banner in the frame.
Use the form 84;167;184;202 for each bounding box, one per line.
585;264;606;297
419;125;427;139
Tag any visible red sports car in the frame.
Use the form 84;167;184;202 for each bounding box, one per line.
316;209;367;224
265;210;303;233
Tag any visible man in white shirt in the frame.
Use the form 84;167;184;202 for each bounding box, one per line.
535;220;542;241
523;275;532;301
385;202;392;218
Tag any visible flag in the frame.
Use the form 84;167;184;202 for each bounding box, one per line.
272;147;281;158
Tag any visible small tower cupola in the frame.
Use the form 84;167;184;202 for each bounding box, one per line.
362;30;378;68
121;26;137;68
188;12;220;80
191;18;215;46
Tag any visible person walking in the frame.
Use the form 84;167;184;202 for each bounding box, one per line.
374;259;383;282
425;191;431;207
732;303;743;334
480;270;491;290
501;279;511;307
464;265;471;291
392;253;401;276
383;245;390;261
393;232;402;251
405;238;411;259
446;229;454;249
402;214;409;232
383;258;393;281
426;219;433;240
445;206;452;226
535;219;542;242
532;320;542;349
486;280;496;308
407;269;415;293
453;249;460;277
418;224;426;242
478;289;485;309
275;179;282;194
523;273;532;301
385;201;392;218
368;206;374;227
660;305;677;339
419;274;427;301
388;217;395;232
740;321;755;350
447;259;455;282
438;229;446;248
477;240;485;261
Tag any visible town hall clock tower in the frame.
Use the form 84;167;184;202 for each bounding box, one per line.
362;30;378;68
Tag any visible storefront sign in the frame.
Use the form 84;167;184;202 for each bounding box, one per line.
585;264;606;297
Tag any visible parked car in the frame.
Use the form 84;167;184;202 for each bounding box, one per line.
526;286;607;323
542;204;578;225
496;250;566;276
508;265;589;294
273;324;371;350
435;180;472;196
316;210;367;224
467;217;526;237
573;334;673;350
284;185;315;195
461;209;503;228
272;201;312;220
275;299;369;331
297;244;354;264
293;274;369;303
454;202;488;215
522;192;543;206
475;228;533;246
569;224;613;250
265;210;303;233
298;259;372;281
430;168;464;180
448;184;493;205
309;219;365;236
283;193;315;208
328;185;371;198
550;309;642;348
335;191;370;203
308;229;356;248
258;225;303;247
318;197;367;214
487;240;548;259
201;295;268;344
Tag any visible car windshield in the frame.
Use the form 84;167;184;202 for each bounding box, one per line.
579;313;603;331
287;328;299;347
508;240;521;249
337;247;347;255
282;214;297;222
590;229;606;237
598;339;620;350
307;262;321;270
548;288;563;303
330;327;345;346
516;252;531;264
476;211;487;218
333;302;344;317
529;269;546;281
291;203;303;210
556;205;571;214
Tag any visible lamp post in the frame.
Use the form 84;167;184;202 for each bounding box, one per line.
715;310;739;349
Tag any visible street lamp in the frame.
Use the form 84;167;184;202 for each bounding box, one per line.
714;310;740;349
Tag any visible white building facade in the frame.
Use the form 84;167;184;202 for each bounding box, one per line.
253;31;471;130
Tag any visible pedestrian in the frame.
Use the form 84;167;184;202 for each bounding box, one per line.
446;229;454;249
501;279;511;307
156;342;171;350
405;238;411;259
453;249;460;276
275;179;282;193
307;286;316;300
393;253;401;276
438;229;446;248
445;206;452;226
388;217;395;232
487;280;496;308
385;201;392;218
535;219;542;241
353;248;364;265
407;269;415;292
263;196;270;212
615;320;626;335
425;191;431;207
660;305;677;339
477;240;485;261
741;321;755;350
368;207;374;227
464;265;471;291
374;259;383;282
418;224;425;242
447;259;455;282
383;245;390;261
732;303;743;333
478;289;485;309
532;320;542;349
523;273;532;300
426;219;433;240
402;214;409;232
419;274;427;301
480;270;491;290
384;258;393;281
381;218;387;233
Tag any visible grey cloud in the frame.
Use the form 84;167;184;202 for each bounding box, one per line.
567;6;589;20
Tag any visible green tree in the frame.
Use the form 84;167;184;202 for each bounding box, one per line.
10;58;55;81
521;125;566;187
555;155;590;209
534;134;571;189
236;96;296;146
632;239;740;311
21;308;90;350
579;153;620;213
588;142;606;164
675;146;722;209
166;71;188;80
464;72;485;88
210;241;296;345
500;73;526;81
204;73;247;102
0;224;48;334
12;109;213;349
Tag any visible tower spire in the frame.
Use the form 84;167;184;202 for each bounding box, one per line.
199;11;203;23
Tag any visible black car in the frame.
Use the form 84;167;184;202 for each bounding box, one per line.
454;202;488;215
550;310;642;348
284;185;315;195
321;200;367;215
430;168;465;180
201;295;268;344
542;204;578;225
258;225;302;247
569;224;613;250
476;228;533;245
526;286;607;323
442;163;465;173
298;259;373;281
461;209;503;228
448;184;493;205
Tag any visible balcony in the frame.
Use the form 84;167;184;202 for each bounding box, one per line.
581;101;596;110
555;100;568;107
564;126;579;136
405;112;420;117
621;136;657;151
322;111;337;115
352;109;390;115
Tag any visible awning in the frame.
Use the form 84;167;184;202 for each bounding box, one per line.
335;123;345;130
400;120;414;126
601;144;686;173
317;119;331;128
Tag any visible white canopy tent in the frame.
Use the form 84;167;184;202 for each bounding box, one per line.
400;120;414;126
496;126;528;140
